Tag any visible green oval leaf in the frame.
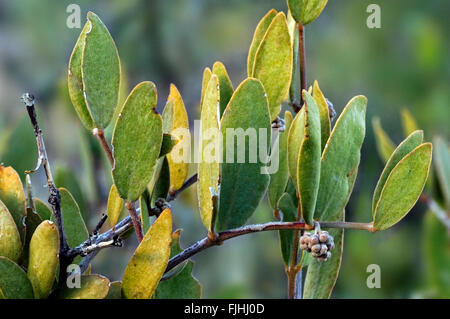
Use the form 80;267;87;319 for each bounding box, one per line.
373;143;432;231
0;256;34;299
0;165;26;242
0;199;22;263
217;78;271;231
277;192;298;266
212;61;234;118
34;198;52;221
27;220;59;299
57;274;110;299
372;117;396;163
372;130;424;213
159;134;178;158
312;81;330;151
163;84;190;191
268;111;293;209
68;21;95;130
81;12;121;129
122;209;172;299
287;0;328;25
59;188;89;253
107;184;123;227
247;9;277;77
297;91;321;225
197;75;220;231
287;108;305;188
252;12;293;121
105;281;122;299
314;96;367;221
112;81;163;202
433;136;450;209
303;210;344;299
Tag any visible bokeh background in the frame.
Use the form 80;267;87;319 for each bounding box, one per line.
0;0;448;298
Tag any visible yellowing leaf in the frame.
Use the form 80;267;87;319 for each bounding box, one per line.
287;0;328;25
107;184;123;227
163;84;190;191
252;12;293;121
81;12;121;129
0;165;26;242
57;274;110;299
297;91;321;225
0;256;34;299
0;199;22;263
217;78;271;231
247;9;277;76
197;75;220;231
212;61;234;118
200;67;212;107
401;108;419;137
112;81;163;201
372;117;396;163
122;209;172;299
315;96;367;221
27;220;59;299
312;81;331;151
372;130;424;213
268;111;293;209
373;143;432;231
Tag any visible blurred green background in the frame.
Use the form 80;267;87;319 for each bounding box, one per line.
0;0;448;298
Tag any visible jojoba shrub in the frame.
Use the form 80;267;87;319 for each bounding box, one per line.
1;1;446;299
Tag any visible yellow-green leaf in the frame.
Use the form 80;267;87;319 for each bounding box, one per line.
433;136;450;209
197;75;220;231
287;108;305;188
287;0;328;25
373;143;432;231
162;84;190;192
288;10;300;107
252;12;293;121
68;21;95;130
122;209;172;299
81;12;121;129
212;61;234;118
0;256;34;299
312;81;331;151
268;111;293;209
247;9;277;77
315;96;367;221
27;220;59;299
200;67;212;107
372;117;396;163
0;199;22;263
217;78;271;231
303;210;344;299
112;81;163;201
297;91;321;225
57;274;110;299
107;184;123;227
372;130;424;213
401;108;419;137
0;165;26;242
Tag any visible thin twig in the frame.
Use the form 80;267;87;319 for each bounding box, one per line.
167;173;198;201
22;93;71;282
126;201;144;242
93;128;114;167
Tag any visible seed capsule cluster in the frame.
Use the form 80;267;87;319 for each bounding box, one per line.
300;230;335;262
